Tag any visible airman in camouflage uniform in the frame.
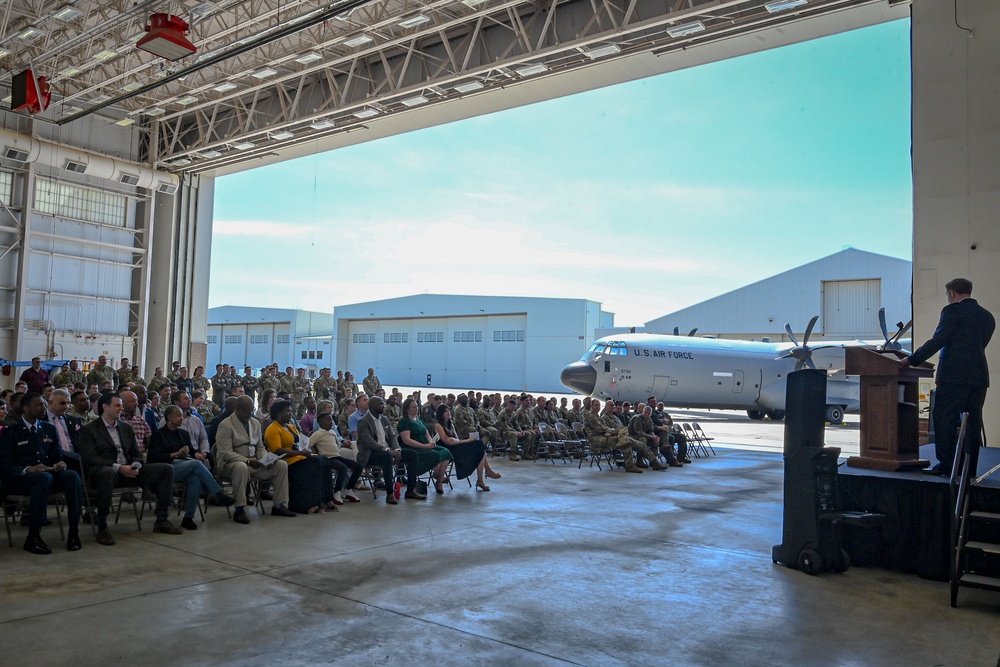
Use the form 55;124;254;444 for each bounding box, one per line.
453;395;477;438
54;361;85;387
147;367;168;394
117;359;134;387
167;361;182;382
565;399;585;428
384;393;403;429
476;397;503;455
630;406;682;467
131;366;146;387
210;364;228;404
195;391;221;422
241;366;259;403
362;368;382;397
312;368;336;400
291;368;311;415
86;355;118;388
279;367;295;396
514;396;541;459
344;372;359;399
497;399;527;461
191;366;211;394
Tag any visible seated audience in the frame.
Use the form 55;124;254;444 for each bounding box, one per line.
397;397;453;494
264;399;335;513
308;412;362;506
434;404;499;492
355;396;425;504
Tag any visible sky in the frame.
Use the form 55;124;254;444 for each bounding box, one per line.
211;19;913;327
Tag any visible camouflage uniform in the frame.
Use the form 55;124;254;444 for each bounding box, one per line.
87;365;117;388
197;400;221;422
384;401;403;429
291;375;311;414
337;412;352;439
167;367;182;383
453;404;477;439
420;402;437;427
117;366;134;386
148;374;169;394
279;373;295;396
584;411;637;467
362;374;382;397
566;408;585;428
192;374;211;395
312;373;336;400
498;408;529;460
476;405;502;454
260;372;281;394
241;373;259;402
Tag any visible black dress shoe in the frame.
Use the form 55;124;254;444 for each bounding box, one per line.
922;466;948;476
66;532;82;551
23;534;52;555
214;493;236;507
233;509;250;524
181;517;198;530
270;505;296;517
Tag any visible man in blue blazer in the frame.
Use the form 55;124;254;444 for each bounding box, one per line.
903;278;996;474
0;392;83;553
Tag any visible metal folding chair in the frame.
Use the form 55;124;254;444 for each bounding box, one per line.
692;422;716;456
1;486;67;547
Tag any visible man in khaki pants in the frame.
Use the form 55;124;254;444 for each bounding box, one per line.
214;396;295;523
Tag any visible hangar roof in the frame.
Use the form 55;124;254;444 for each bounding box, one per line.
0;0;907;176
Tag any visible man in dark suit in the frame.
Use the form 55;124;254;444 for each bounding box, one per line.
356;396;425;504
45;388;83;453
0;392;82;553
903;278;996;474
77;393;181;545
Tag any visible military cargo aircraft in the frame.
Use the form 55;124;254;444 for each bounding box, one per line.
560;312;910;425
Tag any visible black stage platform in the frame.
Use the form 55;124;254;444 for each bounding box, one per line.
837;444;1000;581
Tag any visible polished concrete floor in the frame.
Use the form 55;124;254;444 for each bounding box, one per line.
2;446;998;667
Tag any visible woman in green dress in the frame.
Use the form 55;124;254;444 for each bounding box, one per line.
397;397;453;494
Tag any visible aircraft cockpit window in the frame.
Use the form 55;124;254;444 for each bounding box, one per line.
605;341;628;356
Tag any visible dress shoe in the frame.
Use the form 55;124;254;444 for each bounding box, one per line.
271;505;297;517
681;458;692;464
66;531;82;552
404;490;427;500
922;466;948;477
214;492;236;507
23;534;52;555
153;519;182;535
233;509;250;524
96;527;116;546
259;489;274;501
624;464;643;473
386;495;398;505
181;517;198;530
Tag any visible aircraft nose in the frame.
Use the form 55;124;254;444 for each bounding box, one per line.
560;361;597;395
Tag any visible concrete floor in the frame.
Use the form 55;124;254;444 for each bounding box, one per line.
2;445;998;667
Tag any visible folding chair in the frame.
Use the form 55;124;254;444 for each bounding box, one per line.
1;485;67;547
536;423;566;464
682;423;706;458
555;422;585;459
692;422;716;456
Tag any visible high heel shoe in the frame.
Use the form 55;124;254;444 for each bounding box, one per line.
475;481;491;492
486;471;501;479
435;481;445;494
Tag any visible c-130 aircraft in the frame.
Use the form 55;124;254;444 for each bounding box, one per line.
560;311;911;425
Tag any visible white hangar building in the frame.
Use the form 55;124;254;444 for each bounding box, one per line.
644;249;912;342
207;306;333;374
333;295;612;393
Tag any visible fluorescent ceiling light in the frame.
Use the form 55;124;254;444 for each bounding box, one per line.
170;158;192;166
94;49;118;61
453;80;483;93
251;68;277;79
176;95;198;105
584;44;621;59
765;0;808;12
309;120;333;130
63;105;82;114
353;108;379;119
295;51;323;64
122;82;141;92
343;34;373;47
2;96;12;104
398;14;431;29
115;118;135;127
515;63;548;76
90;94;110;104
233;141;256;150
144;107;166;116
53;5;83;21
667;21;705;38
19;28;43;41
59;66;82;77
0;49;8;58
400;94;428;107
190;2;219;18
200;149;222;158
213;81;237;92
271;130;294;140
462;0;489;6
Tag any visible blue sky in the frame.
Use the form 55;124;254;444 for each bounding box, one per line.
212;19;912;326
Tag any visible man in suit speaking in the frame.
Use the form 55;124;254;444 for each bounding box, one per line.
902;278;996;475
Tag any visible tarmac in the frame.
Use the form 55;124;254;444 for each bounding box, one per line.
1;410;997;666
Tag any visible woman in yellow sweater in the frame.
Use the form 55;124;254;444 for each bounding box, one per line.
264;399;335;514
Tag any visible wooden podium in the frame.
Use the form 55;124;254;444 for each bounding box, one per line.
845;347;934;471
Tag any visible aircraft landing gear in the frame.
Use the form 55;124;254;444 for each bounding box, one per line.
766;410;785;421
747;410;765;420
824;405;845;425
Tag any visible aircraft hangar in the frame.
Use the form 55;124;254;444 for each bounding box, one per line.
0;1;994;420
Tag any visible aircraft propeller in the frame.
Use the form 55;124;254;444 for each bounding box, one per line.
877;307;912;352
776;315;834;371
672;327;699;337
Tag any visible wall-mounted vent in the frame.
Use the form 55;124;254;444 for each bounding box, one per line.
157;182;178;195
118;173;140;186
64;159;88;174
4;147;28;162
